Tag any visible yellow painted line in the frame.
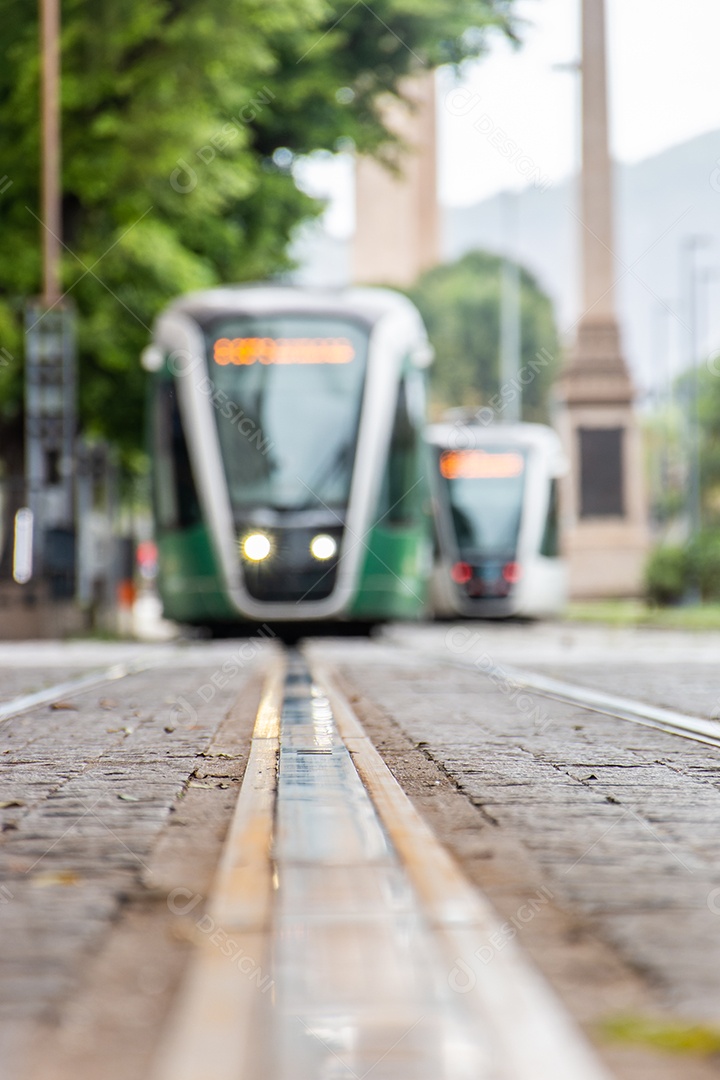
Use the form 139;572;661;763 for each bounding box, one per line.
308;654;611;1080
209;660;283;930
309;661;496;930
251;662;283;739
150;655;284;1080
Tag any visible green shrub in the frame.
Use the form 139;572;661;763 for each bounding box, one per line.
646;533;720;605
645;545;688;606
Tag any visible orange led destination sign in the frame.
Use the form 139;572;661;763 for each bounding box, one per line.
213;337;355;366
440;449;525;480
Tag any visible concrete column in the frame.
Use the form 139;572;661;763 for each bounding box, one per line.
555;0;649;598
580;0;615;322
353;72;439;287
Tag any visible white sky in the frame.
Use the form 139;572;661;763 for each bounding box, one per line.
297;0;720;234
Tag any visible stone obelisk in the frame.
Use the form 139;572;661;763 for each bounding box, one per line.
354;72;439;287
555;0;648;597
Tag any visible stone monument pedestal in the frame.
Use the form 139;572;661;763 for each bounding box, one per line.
555;0;649;599
555;319;648;598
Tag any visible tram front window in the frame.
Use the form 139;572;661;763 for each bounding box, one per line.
438;447;527;558
204;316;369;515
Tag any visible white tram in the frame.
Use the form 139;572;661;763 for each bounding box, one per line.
427;421;568;619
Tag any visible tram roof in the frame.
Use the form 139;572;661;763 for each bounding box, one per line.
426;420;563;454
163;284;420;328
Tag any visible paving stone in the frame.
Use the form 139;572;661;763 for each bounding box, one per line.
331;639;720;1020
0;647;271;1073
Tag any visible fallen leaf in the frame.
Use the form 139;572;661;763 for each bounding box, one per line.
32;870;80;887
0;800;24;809
50;701;78;711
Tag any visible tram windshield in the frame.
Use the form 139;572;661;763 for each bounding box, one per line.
437;446;527;557
204;315;369;513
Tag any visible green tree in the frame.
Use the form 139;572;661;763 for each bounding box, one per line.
656;362;720;529
0;0;516;468
407;249;560;422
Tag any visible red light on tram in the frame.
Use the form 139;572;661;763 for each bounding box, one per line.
502;561;522;584
451;561;473;584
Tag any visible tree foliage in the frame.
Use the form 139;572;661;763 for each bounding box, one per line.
649;363;720;530
0;0;515;465
407;249;560;422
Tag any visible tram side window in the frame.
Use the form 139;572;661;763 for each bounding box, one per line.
385;380;420;527
540;478;559;557
153;381;201;529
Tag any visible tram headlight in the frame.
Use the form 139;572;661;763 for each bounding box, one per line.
309;534;337;561
240;532;272;562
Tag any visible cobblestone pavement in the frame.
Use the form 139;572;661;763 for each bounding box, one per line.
324;628;720;1078
3;626;720;1080
398;620;720;719
0;638;277;1080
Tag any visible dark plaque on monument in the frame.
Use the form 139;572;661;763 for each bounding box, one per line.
579;427;624;517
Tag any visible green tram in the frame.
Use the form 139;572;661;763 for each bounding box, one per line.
141;285;434;629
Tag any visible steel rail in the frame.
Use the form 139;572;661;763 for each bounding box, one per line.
385;628;720;749
0;660;152;727
308;650;611;1080
152;647;610;1080
430;650;720;749
498;664;720;749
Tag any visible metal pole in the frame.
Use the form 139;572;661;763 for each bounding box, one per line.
700;268;720;369
500;193;521;424
40;0;61;305
684;238;703;546
660;302;674;414
650;303;669;520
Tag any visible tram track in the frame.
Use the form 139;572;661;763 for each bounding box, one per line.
488;663;720;750
382;630;720;756
0;659;154;728
388;634;720;751
7;632;716;1079
152;645;609;1080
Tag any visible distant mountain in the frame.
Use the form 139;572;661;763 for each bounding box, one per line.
444;130;720;392
291;129;720;394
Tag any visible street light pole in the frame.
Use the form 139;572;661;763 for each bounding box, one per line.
682;236;708;548
499;192;521;424
40;0;61;306
22;0;73;589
